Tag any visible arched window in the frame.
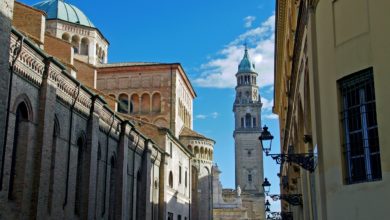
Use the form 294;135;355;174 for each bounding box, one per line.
241;117;244;127
245;113;251;128
185;171;188;187
62;33;70;42
108;94;116;99
75;135;85;216
253;117;256;128
80;37;89;55
9;102;29;202
141;93;150;114
194;146;199;157
169;171;173;188
131;94;139;114
118;93;129;113
71;35;80;54
152;93;161;113
179;166;182;184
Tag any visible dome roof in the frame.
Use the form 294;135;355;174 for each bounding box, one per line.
238;46;256;73
33;0;95;28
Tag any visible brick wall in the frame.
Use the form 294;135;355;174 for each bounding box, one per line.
74;59;96;88
44;34;73;65
13;2;45;44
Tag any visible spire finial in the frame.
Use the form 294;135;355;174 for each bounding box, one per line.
244;40;248;51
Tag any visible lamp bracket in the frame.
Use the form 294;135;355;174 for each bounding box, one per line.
268;153;317;172
269;194;302;206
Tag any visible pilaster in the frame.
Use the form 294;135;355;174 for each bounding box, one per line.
115;121;130;219
83;95;100;220
33;57;58;219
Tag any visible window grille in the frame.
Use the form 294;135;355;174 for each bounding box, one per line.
339;68;381;184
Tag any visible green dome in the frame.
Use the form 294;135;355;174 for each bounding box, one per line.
238;47;256;73
33;0;95;28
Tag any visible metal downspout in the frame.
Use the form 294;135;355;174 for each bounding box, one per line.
63;84;81;208
130;131;140;219
101;114;115;217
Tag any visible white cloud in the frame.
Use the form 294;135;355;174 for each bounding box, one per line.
196;114;207;120
194;14;275;89
264;114;278;120
244;16;256;28
195;112;220;120
261;97;273;111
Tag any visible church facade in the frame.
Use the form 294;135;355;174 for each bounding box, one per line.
0;1;214;219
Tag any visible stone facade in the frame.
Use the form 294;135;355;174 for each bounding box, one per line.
0;27;162;219
274;0;390;219
0;1;215;219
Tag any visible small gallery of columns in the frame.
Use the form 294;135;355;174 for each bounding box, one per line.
109;92;162;114
60;32;107;63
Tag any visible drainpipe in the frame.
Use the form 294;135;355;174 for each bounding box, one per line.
170;65;174;132
63;83;81;208
188;155;191;220
129;128;139;218
101;113;115;217
0;36;23;190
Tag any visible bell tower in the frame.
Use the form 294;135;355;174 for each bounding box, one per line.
233;46;263;192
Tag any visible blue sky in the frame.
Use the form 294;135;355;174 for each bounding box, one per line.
21;0;281;210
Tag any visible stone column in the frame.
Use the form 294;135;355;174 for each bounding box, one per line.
0;0;14;187
114;121;129;219
32;58;58;219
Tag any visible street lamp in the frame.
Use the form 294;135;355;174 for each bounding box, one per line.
262;178;271;195
265;199;271;212
259;126;317;172
259;125;273;155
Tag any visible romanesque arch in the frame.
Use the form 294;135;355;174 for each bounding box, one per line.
194;146;199;158
118;93;129;113
152;93;161;113
131;93;139;114
168;171;173;188
8;101;30;204
62;32;70;42
71;35;80;54
245;113;252;128
141;93;150;114
80;37;89;55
